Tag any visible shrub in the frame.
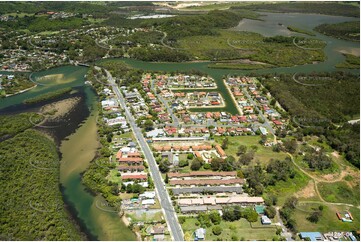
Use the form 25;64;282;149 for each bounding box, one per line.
212;226;222;235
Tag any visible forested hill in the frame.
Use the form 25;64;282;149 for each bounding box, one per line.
241;2;360;17
0;116;84;240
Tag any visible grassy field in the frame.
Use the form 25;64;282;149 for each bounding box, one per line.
127;210;164;223
293;202;360;232
177;30;325;67
107;169;122;185
214;135;288;165
265;168;310;205
318;182;360;206
181;217;277;241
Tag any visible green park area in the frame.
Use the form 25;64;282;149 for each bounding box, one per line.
214;135;287;165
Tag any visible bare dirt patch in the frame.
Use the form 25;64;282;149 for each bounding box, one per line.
337;48;360;57
40;97;81;119
331;151;340;158
295;180;316;199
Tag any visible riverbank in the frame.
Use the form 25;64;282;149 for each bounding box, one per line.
223;79;243;115
4;84;37;97
59;93;136;241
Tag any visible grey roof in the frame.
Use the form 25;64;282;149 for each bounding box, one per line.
172;186;243;195
180;206;207;213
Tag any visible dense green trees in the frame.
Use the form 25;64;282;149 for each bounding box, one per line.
159;160;170;173
190;157;203;171
303;151;332;171
266;158;295;183
242;2;360;17
0;129;84;240
23;87;72;104
141;10;244;39
315;21;360;41
260;72;359;124
0;113;43;138
265;206;277;219
222;206;258;222
128;46;191;62
258;72;360;167
279;196;298;232
323;123;360;167
244;158;295;195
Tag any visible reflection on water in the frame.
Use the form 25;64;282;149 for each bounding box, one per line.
0;11;359;240
231;12;358;37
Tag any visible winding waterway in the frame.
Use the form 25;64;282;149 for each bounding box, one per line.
0;11;359;241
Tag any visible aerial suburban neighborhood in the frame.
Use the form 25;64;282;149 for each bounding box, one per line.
0;1;359;242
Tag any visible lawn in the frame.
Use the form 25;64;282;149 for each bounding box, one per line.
318;182;360;206
293;202;360;232
214;135;288;165
181;217;277;241
107;169;122;185
127;210;164;223
115;131;134;140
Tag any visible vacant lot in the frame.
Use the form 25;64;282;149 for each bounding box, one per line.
293;202;360;232
318;182;360;206
214;135;288;165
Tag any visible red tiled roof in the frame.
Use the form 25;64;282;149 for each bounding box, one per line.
121;174;147;180
169;178;244;186
215;144;226;157
168;171;236;178
118;165;145;171
118;157;143;163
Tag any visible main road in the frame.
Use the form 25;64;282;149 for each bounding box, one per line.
104;69;184;241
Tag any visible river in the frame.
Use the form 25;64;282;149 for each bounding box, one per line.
0;11;359;241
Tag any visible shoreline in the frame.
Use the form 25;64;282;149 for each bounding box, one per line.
223;79;243;115
4;84;37;97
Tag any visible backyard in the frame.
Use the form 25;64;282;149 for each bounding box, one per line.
181;216;278;241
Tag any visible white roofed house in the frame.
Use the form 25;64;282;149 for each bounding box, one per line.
194;228;206;240
139;191;156;199
141;199;155;206
261;215;272;225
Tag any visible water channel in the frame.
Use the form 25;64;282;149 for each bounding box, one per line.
0;12;359;240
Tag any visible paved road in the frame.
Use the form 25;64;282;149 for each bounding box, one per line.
242;87;275;135
150;79;179;127
275;207;293;241
104;69;184;241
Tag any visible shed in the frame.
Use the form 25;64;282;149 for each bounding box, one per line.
194;228;206;240
261;215;271;225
